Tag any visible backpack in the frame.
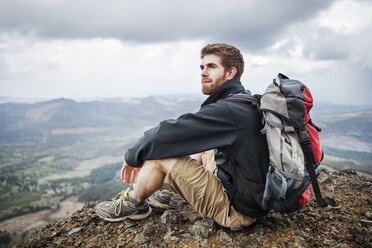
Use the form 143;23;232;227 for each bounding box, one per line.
230;73;326;213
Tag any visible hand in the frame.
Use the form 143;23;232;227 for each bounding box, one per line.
120;162;141;184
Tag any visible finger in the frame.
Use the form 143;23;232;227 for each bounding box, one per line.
131;169;137;183
120;162;126;180
123;167;129;184
124;167;132;184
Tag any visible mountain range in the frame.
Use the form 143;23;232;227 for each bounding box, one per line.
1;95;371;173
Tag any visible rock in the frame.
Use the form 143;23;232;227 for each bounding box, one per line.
56;239;63;246
354;228;370;245
83;216;92;225
124;220;137;228
84;201;97;208
160;210;182;224
95;234;103;241
50;231;61;238
217;230;232;243
135;233;148;244
90;227;102;235
181;232;193;239
67;228;82;236
323;196;337;206
319;175;333;184
67;238;74;245
186;213;202;223
163;230;181;244
189;220;213;239
245;238;259;246
294;236;306;246
85;242;96;248
365;211;372;220
142;221;156;236
338;167;357;176
360;219;372;227
334;244;350;248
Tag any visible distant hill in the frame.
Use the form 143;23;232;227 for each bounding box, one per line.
0;97;371;173
0;97;50;104
0;95;202;144
310;102;372;174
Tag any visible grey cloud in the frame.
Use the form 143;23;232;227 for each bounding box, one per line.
284;21;372;68
0;56;9;78
301;28;352;60
0;0;335;51
302;62;372;105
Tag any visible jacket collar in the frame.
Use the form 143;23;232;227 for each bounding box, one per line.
201;78;245;107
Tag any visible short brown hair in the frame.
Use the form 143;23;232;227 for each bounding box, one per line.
201;43;244;79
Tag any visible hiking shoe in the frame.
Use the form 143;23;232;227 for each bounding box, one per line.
95;190;152;222
148;189;175;209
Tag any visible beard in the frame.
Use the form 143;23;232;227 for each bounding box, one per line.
201;74;228;95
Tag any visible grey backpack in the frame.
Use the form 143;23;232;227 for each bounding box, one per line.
230;73;325;213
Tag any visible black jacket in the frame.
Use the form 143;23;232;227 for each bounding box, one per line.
125;78;269;217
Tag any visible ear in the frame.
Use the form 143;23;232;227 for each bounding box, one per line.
226;67;237;80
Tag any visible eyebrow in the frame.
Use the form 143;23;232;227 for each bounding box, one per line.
200;62;217;69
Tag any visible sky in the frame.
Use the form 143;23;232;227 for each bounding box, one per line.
0;0;371;105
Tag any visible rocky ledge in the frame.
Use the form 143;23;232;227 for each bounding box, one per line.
19;167;371;247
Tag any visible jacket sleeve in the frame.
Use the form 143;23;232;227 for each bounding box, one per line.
124;101;237;167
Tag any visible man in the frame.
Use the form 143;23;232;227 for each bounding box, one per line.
95;43;269;231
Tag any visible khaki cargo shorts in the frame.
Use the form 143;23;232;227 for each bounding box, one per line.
163;150;256;231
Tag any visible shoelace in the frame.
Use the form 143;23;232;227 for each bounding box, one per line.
158;189;175;194
109;190;130;216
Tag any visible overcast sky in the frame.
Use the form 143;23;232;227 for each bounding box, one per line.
0;0;371;105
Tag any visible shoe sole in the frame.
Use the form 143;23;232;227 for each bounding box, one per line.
148;199;170;209
95;207;152;222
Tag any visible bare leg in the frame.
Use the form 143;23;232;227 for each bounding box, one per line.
130;158;178;202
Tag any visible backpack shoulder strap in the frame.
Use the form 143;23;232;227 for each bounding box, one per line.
228;91;262;105
298;128;327;207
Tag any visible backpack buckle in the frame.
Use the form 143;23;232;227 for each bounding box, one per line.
284;126;295;132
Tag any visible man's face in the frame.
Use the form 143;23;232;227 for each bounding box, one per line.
200;54;228;95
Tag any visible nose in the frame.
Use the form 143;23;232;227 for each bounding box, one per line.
201;68;208;77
